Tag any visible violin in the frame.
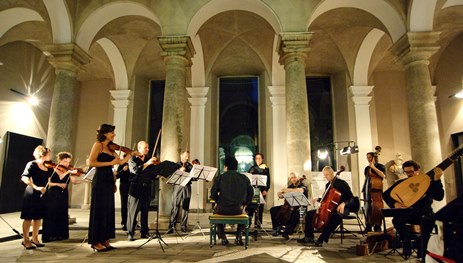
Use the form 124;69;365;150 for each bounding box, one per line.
312;166;345;230
108;142;142;157
43;161;85;176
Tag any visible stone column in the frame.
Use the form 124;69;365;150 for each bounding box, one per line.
109;90;131;145
277;32;312;179
186;87;208;211
268;86;287;207
391;32;445;208
45;43;90;155
158;36;195;221
349;85;374;195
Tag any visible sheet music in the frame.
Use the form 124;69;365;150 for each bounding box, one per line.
243;173;267;187
282;192;310;207
189;164;217;181
166;170;189;185
82;167;96;182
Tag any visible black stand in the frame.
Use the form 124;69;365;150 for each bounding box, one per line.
0;215;22;237
246;174;269;241
282;192;309;242
381;208;412;259
138;179;168;252
185;165;217;238
164;170;191;238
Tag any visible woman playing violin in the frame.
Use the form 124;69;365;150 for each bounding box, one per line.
87;124;131;252
270;172;307;240
297;166;355;247
42;152;83;242
20;146;52;249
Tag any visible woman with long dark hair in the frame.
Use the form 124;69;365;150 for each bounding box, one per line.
87;124;130;252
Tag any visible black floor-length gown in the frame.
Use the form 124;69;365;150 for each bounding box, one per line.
42;173;70;242
88;152;116;244
21;161;51;220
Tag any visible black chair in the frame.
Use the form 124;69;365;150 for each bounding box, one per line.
336;197;365;243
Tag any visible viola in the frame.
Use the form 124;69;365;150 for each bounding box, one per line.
312;166;345;230
43;161;85;176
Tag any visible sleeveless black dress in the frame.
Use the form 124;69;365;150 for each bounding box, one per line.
42;173;70;242
88;152;116;244
20;161;51;220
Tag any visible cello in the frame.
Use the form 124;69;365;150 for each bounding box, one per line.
312;166;345;230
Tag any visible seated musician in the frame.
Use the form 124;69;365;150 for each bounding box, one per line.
210;156;254;246
270;172;307;240
297;166;355;247
383;160;444;259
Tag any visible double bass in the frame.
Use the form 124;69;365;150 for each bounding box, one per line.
312;166;345;230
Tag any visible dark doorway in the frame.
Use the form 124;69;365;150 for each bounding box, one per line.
451;132;463;197
218;77;259;173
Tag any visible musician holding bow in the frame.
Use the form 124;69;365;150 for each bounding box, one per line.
383;160;444;259
270;172;307;240
297;166;355;247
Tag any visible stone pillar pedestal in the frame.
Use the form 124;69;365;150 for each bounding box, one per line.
268;86;287;207
109;89;132;145
391;31;445;209
45;43;90;155
187;87;208;211
277;32;312;179
157;36;195;224
349;85;374;195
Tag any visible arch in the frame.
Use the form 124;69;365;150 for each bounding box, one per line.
353;28;385;86
308;0;405;42
191;35;205;87
443;0;463;8
43;0;72;43
0;8;44;38
76;1;161;51
409;0;438;31
187;0;281;38
96;38;128;90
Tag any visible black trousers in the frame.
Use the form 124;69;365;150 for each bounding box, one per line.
127;183;152;236
214;205;244;239
304;209;342;243
169;184;191;228
270;205;300;234
119;182;129;227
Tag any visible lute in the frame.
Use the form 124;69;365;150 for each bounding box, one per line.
389;144;463;207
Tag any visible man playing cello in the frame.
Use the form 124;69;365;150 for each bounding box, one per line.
297;166;355;247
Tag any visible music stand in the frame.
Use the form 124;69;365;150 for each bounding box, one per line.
137;161;181;252
282;192;310;241
82;167;96;182
244;173;269;240
185;164;217;238
381;208;413;259
163;170;192;237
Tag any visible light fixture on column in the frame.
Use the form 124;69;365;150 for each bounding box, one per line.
339;141;359;156
317;147;330;160
10;88;39;106
448;89;463;99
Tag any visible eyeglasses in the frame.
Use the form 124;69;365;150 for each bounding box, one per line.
403;170;415;175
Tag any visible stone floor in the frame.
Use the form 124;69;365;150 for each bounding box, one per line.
0;208;415;262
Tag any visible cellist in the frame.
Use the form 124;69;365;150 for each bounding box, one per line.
297;166;354;247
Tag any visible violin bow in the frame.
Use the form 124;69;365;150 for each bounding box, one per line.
63;157;80;187
152;129;162;158
40;159;63;198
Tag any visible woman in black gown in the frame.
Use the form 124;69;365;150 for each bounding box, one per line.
87;124;131;252
20;145;52;249
42;152;82;242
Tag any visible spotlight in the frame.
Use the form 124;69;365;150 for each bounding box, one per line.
340;145;359;155
448;89;463;99
26;95;39;106
317;148;329;160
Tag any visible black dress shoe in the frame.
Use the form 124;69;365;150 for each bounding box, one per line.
235;239;244;246
21;242;36;250
282;233;289;240
128;235;135;241
166;228;174;234
297;237;314;244
122;226;127;231
314;240;323;247
140;233;149;238
31;241;45;247
181;226;187;233
272;230;279;237
221;239;229;246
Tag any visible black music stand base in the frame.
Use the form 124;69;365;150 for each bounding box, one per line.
138;228;168;252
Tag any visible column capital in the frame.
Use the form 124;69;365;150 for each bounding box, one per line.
186;87;209;98
158;36;196;66
44;43;91;73
277;32;313;65
110;89;132;100
349;85;374;105
391;32;440;66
